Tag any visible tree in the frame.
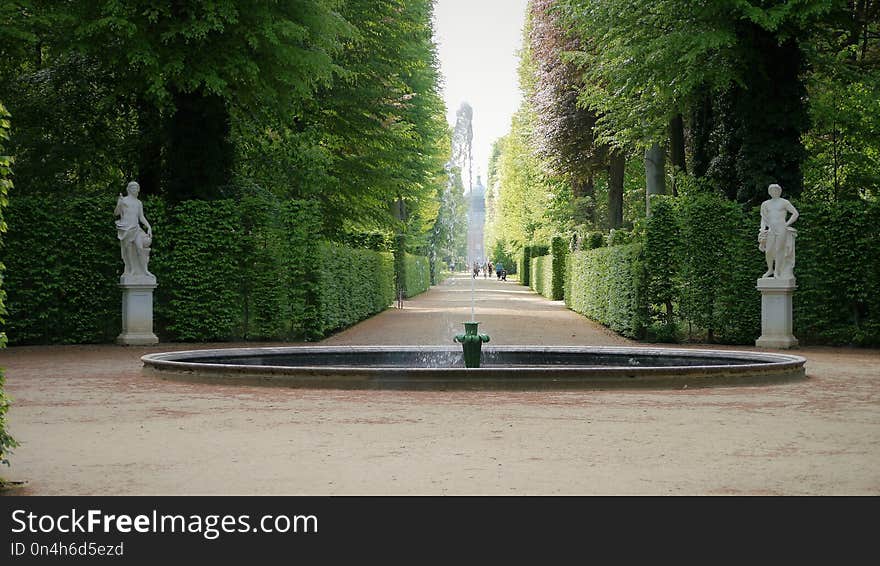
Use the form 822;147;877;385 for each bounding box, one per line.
526;0;605;226
802;0;880;201
451;102;474;194
65;0;351;201
558;0;833;206
299;0;448;242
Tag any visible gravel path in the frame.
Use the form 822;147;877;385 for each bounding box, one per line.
1;274;878;495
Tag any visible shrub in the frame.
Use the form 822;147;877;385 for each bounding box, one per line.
314;243;394;335
403;253;431;298
0;193;408;343
2;195;120;344
643;196;679;329
793;199;880;345
530;254;552;298
154;199;243;341
0;102;19;472
520;243;549;288
550;235;568;300
562;193;879;346
584;231;605;250
675;194;760;343
565;243;647;338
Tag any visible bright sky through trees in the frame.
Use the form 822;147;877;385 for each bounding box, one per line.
433;0;530;187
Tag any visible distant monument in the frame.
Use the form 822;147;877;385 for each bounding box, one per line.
755;183;799;349
115;181;158;345
466;175;486;266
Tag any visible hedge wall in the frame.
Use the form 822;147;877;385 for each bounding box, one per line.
581;194;880;346
0;195;416;344
550;235;568;300
530;254;552;298
673;195;762;344
530;237;570;300
2;195;120;343
565;243;647;338
519;243;549;288
0;102;19;471
150;197;326;341
793;200;880;345
314;243;395;335
403;252;431;298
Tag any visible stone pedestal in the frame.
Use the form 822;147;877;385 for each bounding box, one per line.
118;280;158;345
755;277;798;349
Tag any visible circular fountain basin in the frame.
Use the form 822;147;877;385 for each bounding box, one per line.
141;345;806;390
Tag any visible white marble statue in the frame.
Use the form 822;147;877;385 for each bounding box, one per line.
758;183;799;280
115;181;154;283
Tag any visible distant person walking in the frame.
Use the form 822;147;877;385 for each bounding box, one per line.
495;262;504;280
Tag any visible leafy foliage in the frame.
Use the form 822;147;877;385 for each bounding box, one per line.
526;0;601;222
314;243;395;335
518;244;550;288
403;253;431;299
675;194;760;343
565;243;647;338
0;101;19;470
571;194;880;345
794;199;880;345
2;196;120;344
0;194;429;344
530;238;567;300
550;235;568;300
530;255;552;299
1;0;450;249
644;196;680;331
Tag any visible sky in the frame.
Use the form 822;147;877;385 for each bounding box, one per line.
432;0;530;189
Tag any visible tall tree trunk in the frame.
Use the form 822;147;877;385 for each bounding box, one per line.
136;95;162;196
165;87;233;202
690;89;713;179
608;151;625;229
645;142;666;216
669;114;686;196
573;174;595;226
731;24;807;206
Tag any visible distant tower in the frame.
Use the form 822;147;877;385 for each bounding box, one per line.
467;175;487;266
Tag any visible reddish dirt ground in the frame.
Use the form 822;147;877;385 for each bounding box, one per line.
1;274;878;495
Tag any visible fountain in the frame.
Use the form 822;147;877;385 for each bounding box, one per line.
454;321;490;368
452;271;490;368
141;268;806;390
142;274;806;390
141;345;806;390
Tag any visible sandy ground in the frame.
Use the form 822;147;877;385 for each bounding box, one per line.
1;273;878;495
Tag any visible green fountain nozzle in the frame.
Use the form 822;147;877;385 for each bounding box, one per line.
454;321;490;368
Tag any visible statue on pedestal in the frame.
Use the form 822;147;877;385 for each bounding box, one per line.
114;181;155;283
758;183;799;279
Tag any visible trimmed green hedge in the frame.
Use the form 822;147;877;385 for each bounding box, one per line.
794;200;880;345
530;254;552;298
2;195;120;343
529;237;569;300
579;194;880;346
565;243;647;338
550;235;568;300
674;195;762;344
1;195;421;344
519;243;549;288
314;243;395;335
0;101;19;471
403;252;430;298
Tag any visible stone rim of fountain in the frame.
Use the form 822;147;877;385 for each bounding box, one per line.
142;345;807;390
